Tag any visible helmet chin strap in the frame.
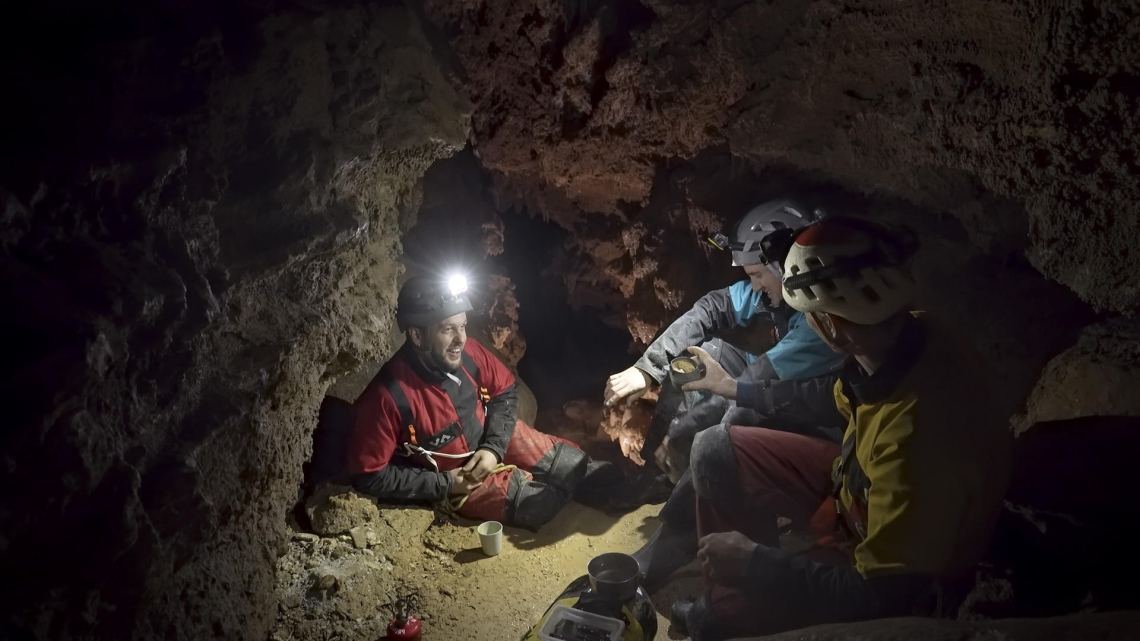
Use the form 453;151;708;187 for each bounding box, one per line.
409;334;449;375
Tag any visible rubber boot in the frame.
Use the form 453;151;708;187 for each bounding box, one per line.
669;598;695;637
684;593;724;641
629;521;698;592
575;461;672;514
630;469;699;591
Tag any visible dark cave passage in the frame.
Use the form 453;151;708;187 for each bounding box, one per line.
400;148;636;411
497;207;633;409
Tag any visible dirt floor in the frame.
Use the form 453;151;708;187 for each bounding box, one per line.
271;500;706;641
274;398;700;641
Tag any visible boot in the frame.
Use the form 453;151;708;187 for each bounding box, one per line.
629;521;698;593
574;462;671;514
684;593;723;641
669;599;695;637
575;460;625;495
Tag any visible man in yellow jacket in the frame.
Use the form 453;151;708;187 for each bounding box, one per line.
671;216;1012;640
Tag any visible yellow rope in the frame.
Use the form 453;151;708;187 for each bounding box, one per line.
435;464;517;520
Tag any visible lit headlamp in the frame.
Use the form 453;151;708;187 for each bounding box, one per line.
447;273;468;297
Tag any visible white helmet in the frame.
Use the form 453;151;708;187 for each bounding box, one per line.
781;217;918;325
729;199;816;266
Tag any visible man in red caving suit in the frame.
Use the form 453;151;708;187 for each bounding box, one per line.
348;274;632;530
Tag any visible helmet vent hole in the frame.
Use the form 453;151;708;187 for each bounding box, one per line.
862;285;881;303
806;257;823;269
821;279;837;292
803;288;817;300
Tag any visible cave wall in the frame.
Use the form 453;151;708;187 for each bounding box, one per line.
0;1;469;638
420;0;1137;416
424;0;1140;314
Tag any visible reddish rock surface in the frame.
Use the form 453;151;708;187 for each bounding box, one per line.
425;0;1140;316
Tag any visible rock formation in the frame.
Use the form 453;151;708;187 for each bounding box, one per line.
1;2;468;638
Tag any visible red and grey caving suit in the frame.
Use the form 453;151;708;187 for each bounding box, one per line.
347;338;588;530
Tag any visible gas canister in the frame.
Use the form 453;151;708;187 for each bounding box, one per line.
386;600;422;641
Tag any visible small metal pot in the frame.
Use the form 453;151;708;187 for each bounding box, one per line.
668;355;706;386
587;552;640;603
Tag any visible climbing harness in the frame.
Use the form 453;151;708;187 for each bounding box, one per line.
400;431;475;472
380;349;510;519
381;350;489;469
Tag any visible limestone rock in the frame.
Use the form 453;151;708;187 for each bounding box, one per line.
1014;320;1140;434
307;486;381;536
349;527;369;550
0;3;469;637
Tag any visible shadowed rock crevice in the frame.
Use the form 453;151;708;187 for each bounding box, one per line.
1;1;469;638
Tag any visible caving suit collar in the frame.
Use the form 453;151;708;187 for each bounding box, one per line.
839;314;927;404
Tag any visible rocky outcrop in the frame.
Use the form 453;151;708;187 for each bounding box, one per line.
0;2;469;639
418;0;1140;417
425;0;1140;315
1014;319;1140;434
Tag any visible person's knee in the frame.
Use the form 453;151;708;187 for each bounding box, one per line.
690;425;738;501
722;405;762;429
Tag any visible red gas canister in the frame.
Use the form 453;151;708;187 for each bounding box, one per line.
386;600;422;641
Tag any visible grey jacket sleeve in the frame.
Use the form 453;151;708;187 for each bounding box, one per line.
736;375;844;431
352;465;452;503
634;288;743;383
741;353;778;382
479;383;519;461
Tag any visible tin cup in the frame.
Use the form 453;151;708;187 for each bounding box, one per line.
668;355;706;387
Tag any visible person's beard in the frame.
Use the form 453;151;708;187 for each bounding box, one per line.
428;340;464;373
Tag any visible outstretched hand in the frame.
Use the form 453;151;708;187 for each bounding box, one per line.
604;366;653;407
680;346;738;399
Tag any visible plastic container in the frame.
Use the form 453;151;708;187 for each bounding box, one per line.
537;605;624;641
477;520;503;556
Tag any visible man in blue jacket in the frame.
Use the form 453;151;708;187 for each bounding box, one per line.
604;199;845;477
606;200;848;590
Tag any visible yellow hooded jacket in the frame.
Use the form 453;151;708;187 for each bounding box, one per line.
832;313;1012;581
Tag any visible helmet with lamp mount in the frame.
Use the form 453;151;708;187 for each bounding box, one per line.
396;273;473;330
781;216;919;325
708;199;819;268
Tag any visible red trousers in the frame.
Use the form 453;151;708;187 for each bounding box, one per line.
696;426;844;636
455;419;579;523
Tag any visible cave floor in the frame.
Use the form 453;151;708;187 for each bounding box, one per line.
273;500;700;640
